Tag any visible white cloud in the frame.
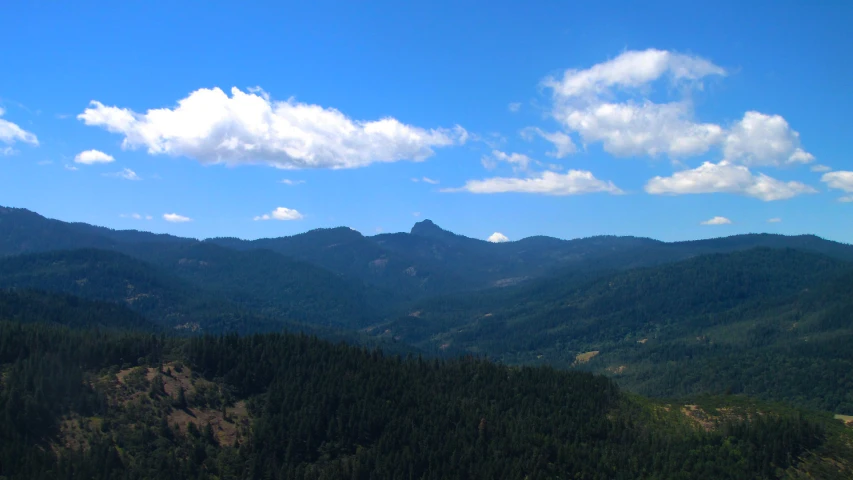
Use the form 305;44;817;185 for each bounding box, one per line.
487;232;510;243
37;160;53;165
444;169;622;196
0;108;38;147
279;179;305;185
74;149;115;164
822;171;853;192
163;213;191;223
810;164;831;172
1;147;15;156
645;161;817;201
561;100;725;158
482;150;532;171
544;49;726;99
542;49;727;159
767;218;782;223
120;213;152;220
521;127;577;158
64;164;79;171
701;216;732;225
104;168;141;180
723;111;814;166
822;171;853;202
412;211;421;217
421;176;439;184
253;207;303;221
541;49;813;165
78;86;467;170
508;102;522;113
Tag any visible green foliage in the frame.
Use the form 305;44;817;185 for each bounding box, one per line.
380;248;853;413
0;315;845;479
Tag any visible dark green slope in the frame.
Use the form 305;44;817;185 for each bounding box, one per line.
0;248;200;318
2;302;852;479
672;233;853;261
380;247;846;350
0;288;155;330
209;226;472;297
0;247;392;332
0;206;117;255
0;248;256;331
0;206;191;257
376;248;853;412
606;268;853;413
121;241;398;328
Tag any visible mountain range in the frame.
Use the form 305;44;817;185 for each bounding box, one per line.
4;205;853;478
2;204;853;412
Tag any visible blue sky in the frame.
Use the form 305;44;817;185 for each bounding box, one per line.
2;1;852;242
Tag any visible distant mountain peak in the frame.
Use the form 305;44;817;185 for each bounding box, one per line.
410;219;446;236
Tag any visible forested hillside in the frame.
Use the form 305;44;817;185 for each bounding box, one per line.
2;294;853;479
0;247;395;331
4;206;853;422
378;248;853;412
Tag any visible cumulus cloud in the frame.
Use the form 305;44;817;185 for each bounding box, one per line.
561;101;724;158
508;102;522;113
544;49;726;99
701;216;732;225
279;179;305;185
0;108;39;147
540;49;813;165
104;168;141;180
543;49;726;158
645;161;817;201
810;164;831;173
822;171;853;202
78;87;467;170
163;213;191;223
767;218;782;223
421;176;440;184
253;207;303;221
444;170;622;196
723;112;814;166
822;171;853;192
487;232;510;243
74;149;115;164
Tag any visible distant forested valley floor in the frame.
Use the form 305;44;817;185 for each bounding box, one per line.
2;205;853;478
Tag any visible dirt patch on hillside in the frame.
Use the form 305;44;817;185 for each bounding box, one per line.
168;401;250;446
56;415;102;452
574;351;599;365
682;405;716;431
835;414;853;426
113;362;251;446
